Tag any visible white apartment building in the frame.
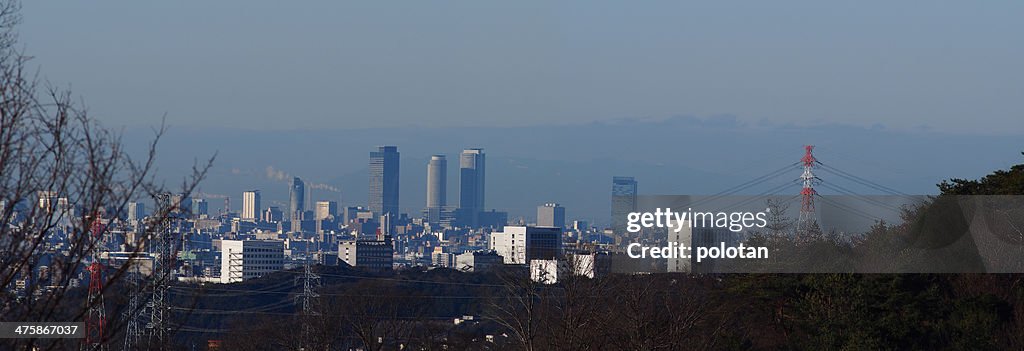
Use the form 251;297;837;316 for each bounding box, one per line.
220;240;284;284
488;226;562;265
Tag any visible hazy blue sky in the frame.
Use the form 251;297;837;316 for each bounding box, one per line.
19;1;1024;133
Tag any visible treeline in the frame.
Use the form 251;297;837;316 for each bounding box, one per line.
204;269;1022;350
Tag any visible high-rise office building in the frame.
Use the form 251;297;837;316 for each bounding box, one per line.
242;190;261;222
290;177;305;220
192;198;208;218
369;146;400;217
170;193;191;217
425;155;447;223
537;203;565;228
459;148;485;225
315;201;338;221
611;176;638;236
127;202;145;224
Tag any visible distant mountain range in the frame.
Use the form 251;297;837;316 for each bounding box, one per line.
122;116;1022;225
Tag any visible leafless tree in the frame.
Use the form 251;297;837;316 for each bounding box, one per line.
539;255;609;351
485;266;546;351
324;280;425;351
0;1;212;349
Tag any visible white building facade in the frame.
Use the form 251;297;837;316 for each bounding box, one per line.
220;240;284;284
489;226;562;265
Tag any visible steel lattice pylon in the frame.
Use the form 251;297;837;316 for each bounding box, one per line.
83;262;107;351
797;145;820;241
83;212;109;351
295;247;321;348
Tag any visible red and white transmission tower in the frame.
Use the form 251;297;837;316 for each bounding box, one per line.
84;212;108;351
84;262;106;350
798;145;818;230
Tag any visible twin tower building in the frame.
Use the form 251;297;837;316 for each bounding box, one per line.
372;146;488;228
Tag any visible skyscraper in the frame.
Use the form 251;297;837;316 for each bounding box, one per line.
611;176;638;236
127;202;144;224
192;198;208;218
242;190;261;222
459;148;485;221
537;203;565;229
369;146;400;217
170;193;191;217
425;155;447;223
289;177;305;221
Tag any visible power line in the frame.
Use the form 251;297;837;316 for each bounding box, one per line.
816;162;912;196
689;162;801;208
816;182;905;213
814;194;881;223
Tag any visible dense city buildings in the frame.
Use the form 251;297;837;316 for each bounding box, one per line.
369;146;400;217
8;143;615;293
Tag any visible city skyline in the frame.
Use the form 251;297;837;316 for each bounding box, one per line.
5;2;1023;350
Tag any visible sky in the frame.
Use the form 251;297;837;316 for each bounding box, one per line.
18;1;1024;134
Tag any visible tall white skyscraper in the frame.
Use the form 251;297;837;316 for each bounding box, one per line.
426;155;447;209
242;190;260;222
426;155;447;224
